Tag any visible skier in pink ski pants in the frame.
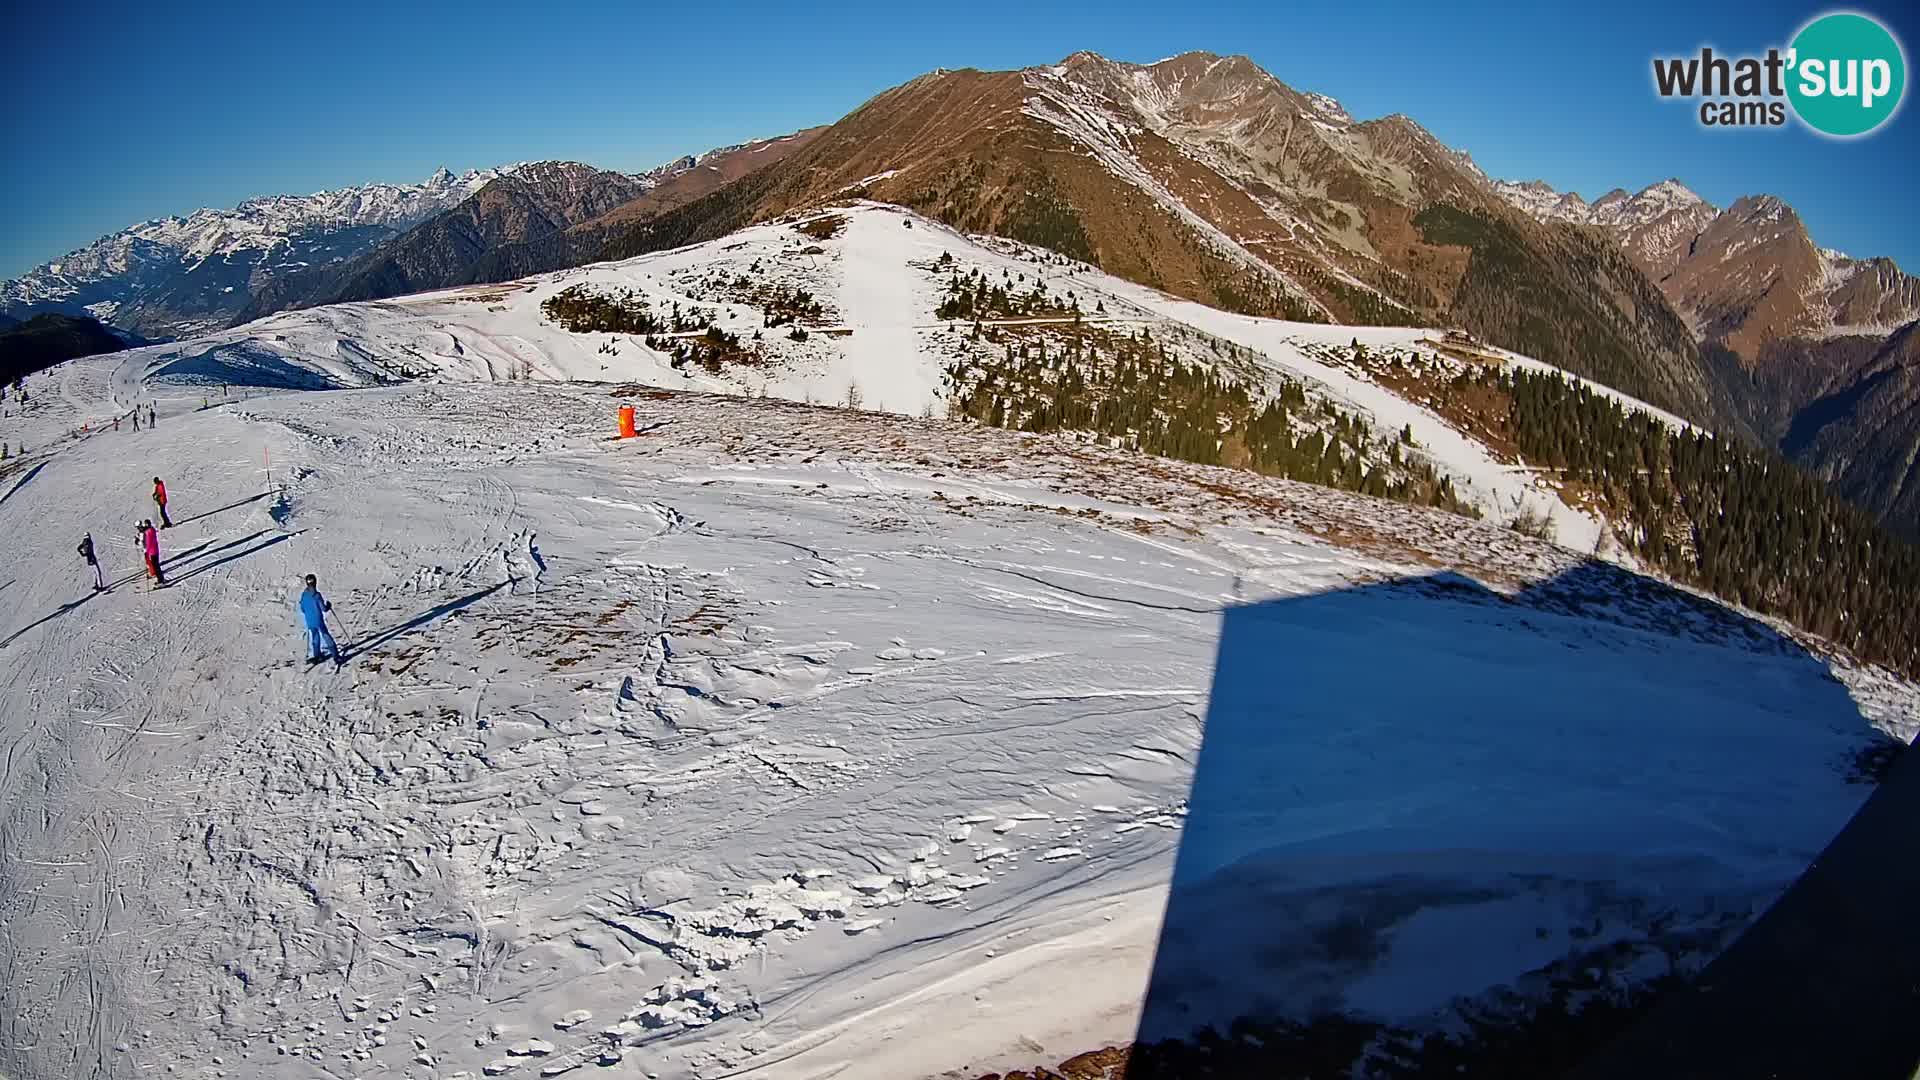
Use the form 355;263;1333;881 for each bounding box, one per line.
140;520;166;585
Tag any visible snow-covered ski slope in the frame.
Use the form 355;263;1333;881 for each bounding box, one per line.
2;342;1916;1080
72;202;1692;551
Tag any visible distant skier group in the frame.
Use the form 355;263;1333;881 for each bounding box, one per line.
124;403;157;432
73;472;344;666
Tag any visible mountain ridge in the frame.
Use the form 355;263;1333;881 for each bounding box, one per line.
12;49;1917;534
0;312;140;385
1492;174;1920;536
234;131;827;321
1;157;732;340
595;50;1728;432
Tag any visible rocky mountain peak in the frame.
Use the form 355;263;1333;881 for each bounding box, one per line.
1639;177;1705;206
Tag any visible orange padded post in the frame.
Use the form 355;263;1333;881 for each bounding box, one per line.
618;404;637;439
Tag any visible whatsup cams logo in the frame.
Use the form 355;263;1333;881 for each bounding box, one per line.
1652;11;1907;136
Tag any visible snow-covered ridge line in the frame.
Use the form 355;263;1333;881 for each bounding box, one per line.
2;159;693;318
12;167;500;297
1491;176;1717;229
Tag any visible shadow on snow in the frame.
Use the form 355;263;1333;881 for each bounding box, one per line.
0;531;302;650
1124;560;1915;1079
0;461;47;509
342;583;506;662
167;531;297;587
0;590;101;650
171;490;274;528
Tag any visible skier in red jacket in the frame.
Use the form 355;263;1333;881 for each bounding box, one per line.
152;477;173;528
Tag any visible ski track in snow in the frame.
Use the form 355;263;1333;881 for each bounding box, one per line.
0;378;1245;1080
1;212;1917;1080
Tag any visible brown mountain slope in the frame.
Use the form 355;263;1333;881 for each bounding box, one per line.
1667;196;1920;357
601;52;1727;427
610;64;1326;321
1708;325;1920;539
1495;179;1920;535
456;130;824;285
594;129;826;227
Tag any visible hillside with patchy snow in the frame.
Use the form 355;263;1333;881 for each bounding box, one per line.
69;203;1701;554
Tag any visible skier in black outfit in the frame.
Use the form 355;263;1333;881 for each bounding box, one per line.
78;533;104;591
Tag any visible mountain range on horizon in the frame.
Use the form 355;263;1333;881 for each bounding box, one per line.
0;146;800;342
5;49;1917;537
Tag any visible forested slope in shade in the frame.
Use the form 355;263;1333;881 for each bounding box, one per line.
0;313;132;384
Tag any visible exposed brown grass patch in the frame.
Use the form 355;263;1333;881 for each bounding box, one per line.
794;214;846;241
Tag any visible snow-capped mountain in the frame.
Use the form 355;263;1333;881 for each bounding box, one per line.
2;168;497;339
1492;177;1720;280
1492;176;1920;536
232;132;824;323
1491;177;1920;343
0;160;694;341
1489;178;1594;223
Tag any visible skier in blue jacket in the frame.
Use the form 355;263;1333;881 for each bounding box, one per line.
299;574;342;666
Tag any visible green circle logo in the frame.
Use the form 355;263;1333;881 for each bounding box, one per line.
1787;12;1906;136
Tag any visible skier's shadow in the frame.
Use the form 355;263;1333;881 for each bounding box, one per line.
0;590;100;649
168;531;298;587
1;532;306;649
160;528;284;576
341;582;505;662
0;461;47;508
1125;561;1912;1078
170;491;274;528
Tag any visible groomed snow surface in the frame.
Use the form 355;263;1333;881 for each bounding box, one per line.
1;208;1915;1080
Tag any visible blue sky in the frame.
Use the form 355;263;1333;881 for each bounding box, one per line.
3;0;1914;278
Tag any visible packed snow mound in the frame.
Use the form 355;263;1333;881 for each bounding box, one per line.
0;353;1914;1080
81;203;1690;550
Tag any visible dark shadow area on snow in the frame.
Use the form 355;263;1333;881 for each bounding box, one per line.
171;490;274;527
157;529;272;576
167;531;296;587
342;582;505;662
1116;560;1916;1080
146;535;219;568
150;342;345;391
0;589;101;650
1568;738;1920;1080
0;531;308;643
0;543;178;650
0;461;47;508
